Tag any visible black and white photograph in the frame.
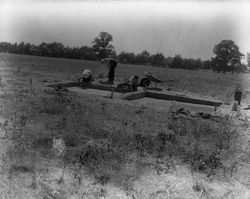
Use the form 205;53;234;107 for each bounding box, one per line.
0;0;250;198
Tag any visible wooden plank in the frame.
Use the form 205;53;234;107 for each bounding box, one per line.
145;73;162;83
81;83;130;93
146;91;222;107
122;91;146;100
47;82;80;88
47;82;222;107
47;81;131;93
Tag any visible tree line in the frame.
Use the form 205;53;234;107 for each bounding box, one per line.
0;32;247;73
0;40;206;69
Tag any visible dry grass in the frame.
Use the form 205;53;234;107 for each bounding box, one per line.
0;53;250;198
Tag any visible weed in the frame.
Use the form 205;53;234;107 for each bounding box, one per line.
131;106;238;176
8;164;35;179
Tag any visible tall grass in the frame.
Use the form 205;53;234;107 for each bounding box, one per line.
1;87;243;198
1;53;249;198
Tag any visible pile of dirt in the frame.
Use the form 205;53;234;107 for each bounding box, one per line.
172;107;225;122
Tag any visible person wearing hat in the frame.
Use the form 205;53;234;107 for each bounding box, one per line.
100;58;118;85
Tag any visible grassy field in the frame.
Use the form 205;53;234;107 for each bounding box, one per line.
0;53;250;198
1;53;249;101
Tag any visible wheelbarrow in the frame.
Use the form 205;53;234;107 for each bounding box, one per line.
139;72;166;87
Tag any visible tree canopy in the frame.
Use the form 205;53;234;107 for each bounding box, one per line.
92;32;115;59
213;40;244;73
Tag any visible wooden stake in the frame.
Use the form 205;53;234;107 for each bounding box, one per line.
14;112;17;129
110;87;114;99
214;105;217;113
30;78;32;89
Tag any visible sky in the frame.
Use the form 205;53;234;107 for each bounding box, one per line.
0;0;249;60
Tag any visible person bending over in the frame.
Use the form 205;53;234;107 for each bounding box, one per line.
100;58;118;85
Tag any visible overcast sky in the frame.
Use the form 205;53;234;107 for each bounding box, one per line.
0;0;249;60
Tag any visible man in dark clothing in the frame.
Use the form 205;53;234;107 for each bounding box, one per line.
101;58;118;85
231;84;243;106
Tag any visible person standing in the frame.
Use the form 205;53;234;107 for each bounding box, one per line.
231;84;243;106
100;58;118;85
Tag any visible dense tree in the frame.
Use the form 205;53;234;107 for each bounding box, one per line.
46;42;65;57
182;58;194;70
136;50;150;65
17;42;25;54
194;59;203;69
0;42;10;52
9;43;18;53
213;40;244;73
92;32;115;59
165;57;172;67
203;60;212;70
79;46;98;60
30;44;38;55
24;43;32;55
237;64;249;73
118;52;136;64
170;55;183;68
38;42;49;56
150;53;166;67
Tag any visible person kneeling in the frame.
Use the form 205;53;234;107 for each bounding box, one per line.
81;69;94;83
118;75;139;91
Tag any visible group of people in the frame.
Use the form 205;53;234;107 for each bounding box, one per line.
80;57;245;107
80;57;139;91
